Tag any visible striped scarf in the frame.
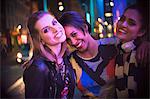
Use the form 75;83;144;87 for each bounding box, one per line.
115;40;138;98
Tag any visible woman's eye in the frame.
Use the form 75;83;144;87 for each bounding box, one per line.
127;20;136;26
43;28;49;33
71;32;77;37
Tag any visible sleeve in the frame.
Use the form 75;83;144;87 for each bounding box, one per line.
69;55;82;83
23;65;47;98
100;45;118;59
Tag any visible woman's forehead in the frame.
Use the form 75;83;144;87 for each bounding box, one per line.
35;14;55;29
124;9;142;22
124;9;141;18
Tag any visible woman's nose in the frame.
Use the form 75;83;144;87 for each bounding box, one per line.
70;38;77;45
122;20;128;27
51;27;57;33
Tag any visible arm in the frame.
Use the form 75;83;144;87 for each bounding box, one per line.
23;65;47;98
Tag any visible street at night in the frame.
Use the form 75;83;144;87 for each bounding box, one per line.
1;49;25;98
1;0;149;98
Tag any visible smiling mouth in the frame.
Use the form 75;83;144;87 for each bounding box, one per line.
118;29;127;34
76;41;82;48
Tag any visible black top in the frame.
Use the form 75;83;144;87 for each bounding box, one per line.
23;55;76;98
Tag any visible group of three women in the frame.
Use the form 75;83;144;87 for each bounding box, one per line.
23;3;149;98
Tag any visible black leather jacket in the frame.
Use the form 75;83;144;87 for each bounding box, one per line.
23;55;76;98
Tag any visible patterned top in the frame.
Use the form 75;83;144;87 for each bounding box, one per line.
70;44;117;98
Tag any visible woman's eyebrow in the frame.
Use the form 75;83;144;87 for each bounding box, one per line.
128;18;136;23
41;26;49;31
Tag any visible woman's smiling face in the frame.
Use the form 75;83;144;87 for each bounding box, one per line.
64;25;89;52
116;9;144;43
35;14;66;46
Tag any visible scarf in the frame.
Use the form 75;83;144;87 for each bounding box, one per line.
115;40;139;98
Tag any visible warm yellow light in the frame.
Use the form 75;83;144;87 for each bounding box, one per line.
94;28;96;33
98;24;103;33
104;21;108;26
99;33;104;38
17;52;22;58
98;18;103;23
105;13;113;17
58;2;62;5
17;58;22;63
107;24;112;30
107;33;112;38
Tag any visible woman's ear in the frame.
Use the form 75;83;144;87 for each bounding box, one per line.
83;24;89;33
138;29;145;37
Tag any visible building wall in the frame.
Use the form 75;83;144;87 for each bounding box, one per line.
3;0;32;31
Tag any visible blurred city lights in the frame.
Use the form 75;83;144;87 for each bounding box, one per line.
17;52;22;58
107;33;112;38
107;24;112;30
58;1;63;5
86;12;90;24
17;24;22;30
118;16;121;20
110;2;114;6
105;12;113;17
59;5;64;11
98;24;103;33
94;28;96;33
104;21;108;26
99;33;104;38
17;58;22;63
98;18;103;23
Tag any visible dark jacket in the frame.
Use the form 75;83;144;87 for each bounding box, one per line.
23;55;76;98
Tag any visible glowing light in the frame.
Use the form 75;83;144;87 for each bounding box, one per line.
17;24;22;30
98;18;103;23
17;52;22;58
58;2;63;5
105;13;113;17
107;24;112;30
17;58;22;63
98;24;103;33
107;33;112;38
104;21;108;26
99;33;104;38
86;12;90;24
59;6;64;11
110;2;114;6
94;28;96;33
118;16;120;20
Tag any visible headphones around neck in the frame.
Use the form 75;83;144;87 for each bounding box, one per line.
121;40;136;53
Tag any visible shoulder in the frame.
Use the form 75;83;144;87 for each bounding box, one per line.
99;45;117;59
23;57;51;76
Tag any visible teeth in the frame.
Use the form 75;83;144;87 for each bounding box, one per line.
76;42;82;48
119;29;126;34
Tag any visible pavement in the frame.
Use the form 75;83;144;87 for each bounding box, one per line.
1;49;25;99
